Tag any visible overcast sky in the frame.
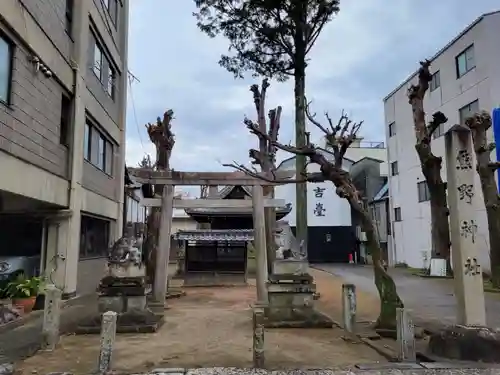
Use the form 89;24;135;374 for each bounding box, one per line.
125;1;498;174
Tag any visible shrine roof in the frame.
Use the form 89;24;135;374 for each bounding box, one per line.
173;229;254;241
185;204;292;215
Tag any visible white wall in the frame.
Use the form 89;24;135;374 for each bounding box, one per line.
384;12;500;271
275;162;352;227
320;138;388;177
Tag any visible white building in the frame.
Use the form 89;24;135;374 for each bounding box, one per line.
275;137;388;262
383;11;500;271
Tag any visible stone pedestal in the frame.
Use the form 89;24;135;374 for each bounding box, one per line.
429;325;500;363
76;266;164;334
265;260;332;328
272;259;309;275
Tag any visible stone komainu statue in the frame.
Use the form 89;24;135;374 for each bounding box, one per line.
107;234;143;268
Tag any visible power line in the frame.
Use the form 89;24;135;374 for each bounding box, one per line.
127;73;147;157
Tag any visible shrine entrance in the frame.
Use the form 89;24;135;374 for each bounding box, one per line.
185;242;246;273
128;167;289;305
175;229;251;274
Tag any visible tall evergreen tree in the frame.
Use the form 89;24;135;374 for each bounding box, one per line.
193;0;341;257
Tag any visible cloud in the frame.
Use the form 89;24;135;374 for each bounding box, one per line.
125;0;499;175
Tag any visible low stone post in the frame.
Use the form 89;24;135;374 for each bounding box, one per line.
98;311;117;374
342;283;356;333
253;305;265;368
396;307;416;362
41;284;62;351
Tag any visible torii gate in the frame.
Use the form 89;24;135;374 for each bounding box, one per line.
128;167;289;309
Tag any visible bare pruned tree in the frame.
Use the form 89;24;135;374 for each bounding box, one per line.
138;154;153;169
408;60;451;271
225;81;403;329
248;79;283;271
143;110;176;286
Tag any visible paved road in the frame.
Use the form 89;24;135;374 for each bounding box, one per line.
313;264;500;328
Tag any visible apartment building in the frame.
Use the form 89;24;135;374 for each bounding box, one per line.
383;10;500;271
0;0;129;297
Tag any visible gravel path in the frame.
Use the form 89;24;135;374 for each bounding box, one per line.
17;280;385;374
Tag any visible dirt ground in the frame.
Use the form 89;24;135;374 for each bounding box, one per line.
17;269;385;374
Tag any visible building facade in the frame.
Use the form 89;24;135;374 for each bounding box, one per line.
0;0;129;296
275;138;388;263
383;11;500;271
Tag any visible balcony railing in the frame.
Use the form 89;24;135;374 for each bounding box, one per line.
351;141;385;148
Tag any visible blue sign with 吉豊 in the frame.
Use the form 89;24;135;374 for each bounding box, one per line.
493;108;500;192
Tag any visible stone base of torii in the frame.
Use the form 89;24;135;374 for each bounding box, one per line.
129;168;332;328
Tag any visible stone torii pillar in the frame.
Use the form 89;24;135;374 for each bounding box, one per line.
445;124;486;326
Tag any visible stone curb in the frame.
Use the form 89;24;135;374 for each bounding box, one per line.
6;365;500;375
134;367;500;375
0;309;44;335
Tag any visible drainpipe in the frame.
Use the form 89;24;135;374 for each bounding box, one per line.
115;0;130;239
54;0;90;296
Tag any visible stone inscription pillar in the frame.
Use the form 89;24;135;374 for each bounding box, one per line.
445;124;486;326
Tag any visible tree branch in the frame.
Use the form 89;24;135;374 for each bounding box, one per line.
488;162;500;170
407;60;432;102
268;106;282;162
222;162;324;183
427;111;448;137
305;100;363;167
245;117;315;156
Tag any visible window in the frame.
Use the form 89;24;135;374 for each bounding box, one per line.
371;205;380;222
107;65;115;98
65;0;73;35
126;196;133;223
433;123;445;139
108;0;118;25
417;181;431;202
430;71;440;91
394;207;402;222
456;45;475;78
83;122;90;160
97;135;105;170
390;161;398;176
93;43;103;79
60;94;72;146
84;118;114;175
90;31;117;100
0;35;13;104
459;100;479;125
105;139;113;174
388;122;395;137
79;215;110;259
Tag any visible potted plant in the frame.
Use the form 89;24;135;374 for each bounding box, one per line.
4;276;42;314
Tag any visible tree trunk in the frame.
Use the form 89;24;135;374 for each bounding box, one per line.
294;64;308;257
312;151;404;330
360;212;404;329
468;114;500;287
410;93;451;270
264;188;276;273
145;209;159;285
415;144;451;266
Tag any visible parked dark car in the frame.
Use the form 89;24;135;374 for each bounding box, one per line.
0;255;41;296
